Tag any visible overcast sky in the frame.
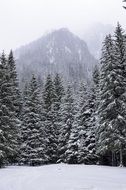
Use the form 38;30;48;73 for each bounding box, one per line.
0;0;125;52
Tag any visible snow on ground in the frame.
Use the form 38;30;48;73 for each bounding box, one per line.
0;164;126;190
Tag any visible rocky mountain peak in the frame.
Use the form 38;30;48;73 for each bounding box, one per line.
15;28;97;84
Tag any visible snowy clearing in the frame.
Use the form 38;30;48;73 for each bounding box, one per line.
0;164;126;190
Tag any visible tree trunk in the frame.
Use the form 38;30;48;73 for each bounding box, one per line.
119;145;123;167
112;151;116;166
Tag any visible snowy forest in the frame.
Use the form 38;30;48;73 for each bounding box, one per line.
0;23;126;168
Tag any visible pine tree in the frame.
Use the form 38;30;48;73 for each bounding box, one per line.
42;74;58;163
97;27;126;166
20;75;46;166
93;65;100;86
97;35;118;166
92;65;100;114
7;50;22;162
53;74;64;132
43;75;55;112
76;83;97;164
113;23;126;166
65;102;80;164
0;55;6;167
53;74;65;160
53;73;64;112
7;50;22;117
58;85;75;163
83;87;98;164
0;52;19;165
92;65;100;128
64;83;85;164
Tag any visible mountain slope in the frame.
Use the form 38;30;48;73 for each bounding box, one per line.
15;28;97;83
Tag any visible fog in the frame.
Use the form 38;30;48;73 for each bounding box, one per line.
0;0;125;52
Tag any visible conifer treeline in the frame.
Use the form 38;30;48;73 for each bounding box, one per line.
0;23;126;167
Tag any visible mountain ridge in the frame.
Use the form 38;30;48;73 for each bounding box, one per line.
15;28;98;83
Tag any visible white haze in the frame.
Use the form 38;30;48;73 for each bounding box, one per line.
0;0;125;52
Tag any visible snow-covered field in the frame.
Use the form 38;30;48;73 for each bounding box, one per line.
0;164;126;190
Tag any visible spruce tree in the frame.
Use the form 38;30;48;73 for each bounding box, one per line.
92;65;100;116
93;65;100;86
20;75;46;166
65;103;80;164
0;52;19;165
53;74;65;160
42;74;58;163
43;75;55;112
58;85;75;163
113;23;126;166
7;50;22;162
0;55;6;167
53;74;64;110
64;83;85;164
97;35;117;166
8;50;22;117
76;83;97;164
97;27;126;166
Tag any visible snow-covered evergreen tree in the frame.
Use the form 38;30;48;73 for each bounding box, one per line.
65;104;80;164
97;34;118;166
92;65;100;115
7;50;22;117
53;74;64;132
0;52;19;165
20;75;46;166
77;83;97;164
43;75;55;112
64;82;97;164
97;25;126;166
58;85;75;163
0;55;6;167
64;83;85;164
53;73;64;112
53;74;65;161
113;23;126;166
93;65;100;86
7;50;22;162
42;74;58;163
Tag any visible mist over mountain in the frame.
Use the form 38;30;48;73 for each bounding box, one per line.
83;23;114;59
15;28;97;84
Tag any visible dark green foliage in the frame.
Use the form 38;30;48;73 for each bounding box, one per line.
43;74;55;112
97;24;126;166
8;50;22;117
58;85;75;163
77;83;97;164
0;51;20;166
42;74;59;163
20;75;46;166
